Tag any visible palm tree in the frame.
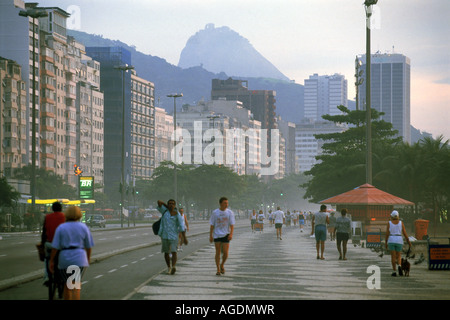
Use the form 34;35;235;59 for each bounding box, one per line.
419;135;449;228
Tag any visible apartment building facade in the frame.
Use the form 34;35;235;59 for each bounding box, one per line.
130;70;155;180
295;121;346;173
38;7;104;187
177;99;264;176
0;2;105;190
0;57;27;178
0;0;43;172
211;78;277;132
154;106;173;168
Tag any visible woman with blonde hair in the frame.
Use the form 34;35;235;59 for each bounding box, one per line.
385;210;411;276
49;206;94;299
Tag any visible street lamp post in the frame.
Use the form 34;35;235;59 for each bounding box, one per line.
114;64;134;227
167;93;183;208
364;0;378;185
19;7;48;215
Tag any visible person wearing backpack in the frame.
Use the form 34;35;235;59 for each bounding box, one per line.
156;199;187;275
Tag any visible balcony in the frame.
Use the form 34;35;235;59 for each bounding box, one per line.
40;152;55;160
41;96;55;105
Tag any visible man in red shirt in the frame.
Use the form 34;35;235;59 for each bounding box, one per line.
41;201;65;285
42;202;66;244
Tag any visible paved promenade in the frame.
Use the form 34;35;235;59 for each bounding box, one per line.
126;222;450;300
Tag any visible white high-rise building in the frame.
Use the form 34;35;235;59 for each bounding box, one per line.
357;52;411;143
154;107;173;168
304;73;348;122
295;121;347;173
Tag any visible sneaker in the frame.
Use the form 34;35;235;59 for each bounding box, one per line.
391;272;397;277
170;267;176;275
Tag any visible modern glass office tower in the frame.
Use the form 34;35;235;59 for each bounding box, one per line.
358;53;411;143
86;46;155;198
86;47;133;197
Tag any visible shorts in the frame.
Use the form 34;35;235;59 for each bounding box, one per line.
275;223;283;229
388;243;403;252
214;234;230;243
314;225;327;242
299;219;305;225
58;266;86;287
161;239;178;253
336;232;349;242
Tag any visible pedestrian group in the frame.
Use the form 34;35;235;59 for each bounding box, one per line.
39;196;412;300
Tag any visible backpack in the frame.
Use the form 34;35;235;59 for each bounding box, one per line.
152;210;167;235
152;218;161;235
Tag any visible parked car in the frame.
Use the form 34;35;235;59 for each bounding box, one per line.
86;214;106;228
143;210;161;221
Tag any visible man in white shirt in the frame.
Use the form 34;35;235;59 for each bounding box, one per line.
273;207;285;240
209;197;235;276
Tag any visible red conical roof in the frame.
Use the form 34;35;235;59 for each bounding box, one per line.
320;184;414;206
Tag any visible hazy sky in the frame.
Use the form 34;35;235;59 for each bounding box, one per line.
38;0;450;140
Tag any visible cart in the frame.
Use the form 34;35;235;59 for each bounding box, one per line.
366;227;386;257
366;228;382;249
351;221;363;247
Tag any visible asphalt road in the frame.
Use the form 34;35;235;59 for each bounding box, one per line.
0;219;221;292
0;230;215;300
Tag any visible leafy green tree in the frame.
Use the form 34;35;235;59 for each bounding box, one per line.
268;173;310;209
0;176;20;208
417;136;449;224
144;162;246;215
303;105;402;203
234;174;265;211
189;164;244;214
143;161;195;207
13;165;76;199
373;141;424;211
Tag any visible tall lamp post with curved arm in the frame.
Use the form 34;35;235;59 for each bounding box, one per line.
364;0;378;185
114;64;134;227
18;7;48;215
167;93;183;208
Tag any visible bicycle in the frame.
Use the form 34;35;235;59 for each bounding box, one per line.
45;252;64;300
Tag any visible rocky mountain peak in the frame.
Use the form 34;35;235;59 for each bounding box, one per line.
178;24;289;81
